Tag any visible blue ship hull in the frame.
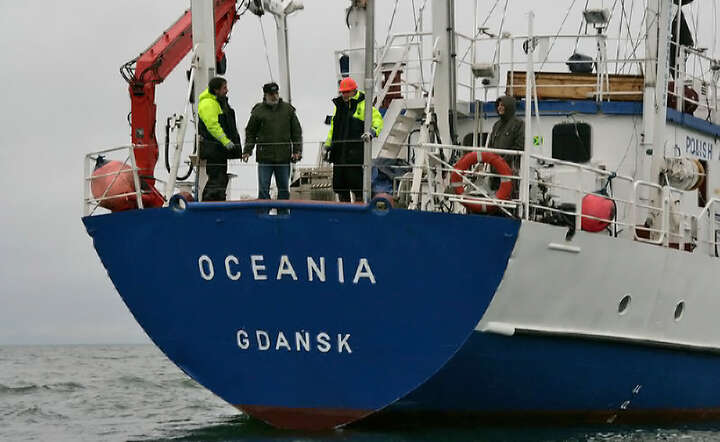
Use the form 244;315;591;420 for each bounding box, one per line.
390;331;720;424
83;200;519;429
83;200;720;429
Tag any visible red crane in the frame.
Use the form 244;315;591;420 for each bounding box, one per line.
120;0;239;207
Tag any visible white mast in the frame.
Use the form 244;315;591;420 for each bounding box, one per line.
431;0;456;146
185;0;217;202
363;0;375;202
191;0;217;105
643;0;672;186
262;0;304;103
348;1;368;82
275;14;292;102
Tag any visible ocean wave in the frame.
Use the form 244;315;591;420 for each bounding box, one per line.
159;377;202;390
0;383;39;394
89;355;125;360
6;405;69;421
89;352;143;360
46;381;86;392
116;375;161;388
0;381;86;395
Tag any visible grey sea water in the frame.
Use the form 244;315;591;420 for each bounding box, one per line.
1;344;719;442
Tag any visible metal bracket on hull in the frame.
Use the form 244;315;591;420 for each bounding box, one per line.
548;242;582;253
480;321;516;336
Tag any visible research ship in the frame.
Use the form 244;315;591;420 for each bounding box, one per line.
83;0;720;430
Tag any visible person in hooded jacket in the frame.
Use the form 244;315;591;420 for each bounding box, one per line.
242;82;302;208
197;77;242;201
324;77;383;202
489;95;525;173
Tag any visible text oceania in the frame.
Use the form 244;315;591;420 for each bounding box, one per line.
236;329;352;353
197;254;376;284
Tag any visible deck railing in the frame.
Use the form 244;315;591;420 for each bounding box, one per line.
81;139;720;259
335;30;657;109
334;28;720;126
668;42;720;121
394;141;720;258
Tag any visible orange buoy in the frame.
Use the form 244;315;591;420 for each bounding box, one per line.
90;159;138;212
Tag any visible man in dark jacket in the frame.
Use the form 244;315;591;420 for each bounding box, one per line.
243;82;302;206
324;77;383;202
198;77;242;201
489;95;524;172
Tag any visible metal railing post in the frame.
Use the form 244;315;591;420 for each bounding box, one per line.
522;12;535;219
710;201;715;257
575;168;583;231
521;150;530;219
510;37;515;94
128;145;144;209
676;45;685;112
166;62;197;203
663;186;670;247
83;155;92;217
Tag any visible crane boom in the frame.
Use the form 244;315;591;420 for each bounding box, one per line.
120;0;238;206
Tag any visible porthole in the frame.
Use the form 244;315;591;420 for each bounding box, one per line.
618;294;631;315
674;301;685;322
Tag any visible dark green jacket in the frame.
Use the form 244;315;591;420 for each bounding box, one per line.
489;95;524;151
243;99;302;164
490;95;524;175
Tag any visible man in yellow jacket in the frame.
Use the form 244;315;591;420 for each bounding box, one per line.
324;77;383;202
198;77;242;201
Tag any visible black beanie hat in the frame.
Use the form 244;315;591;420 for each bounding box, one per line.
263;82;279;94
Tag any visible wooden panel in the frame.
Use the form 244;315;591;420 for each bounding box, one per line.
507;71;644;102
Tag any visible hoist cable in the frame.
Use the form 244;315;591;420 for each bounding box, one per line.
457;0;502;67
491;0;510;64
574;0;591;52
411;0;428;87
540;0;579;70
382;0;401;51
258;17;275;81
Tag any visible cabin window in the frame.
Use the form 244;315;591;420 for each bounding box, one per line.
462;132;489;147
552;122;591;163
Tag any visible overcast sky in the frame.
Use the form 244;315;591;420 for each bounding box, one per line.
0;0;715;344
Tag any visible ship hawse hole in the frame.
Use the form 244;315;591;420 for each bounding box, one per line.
618;295;631;315
674;301;685;321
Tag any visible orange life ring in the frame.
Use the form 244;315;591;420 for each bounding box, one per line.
450;151;513;213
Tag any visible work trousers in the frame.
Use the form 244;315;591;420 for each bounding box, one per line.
258;163;290;214
258;163;290;200
333;163;363;202
203;160;228;202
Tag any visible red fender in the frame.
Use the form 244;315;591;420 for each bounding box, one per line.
581;193;615;232
450;151;513;214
